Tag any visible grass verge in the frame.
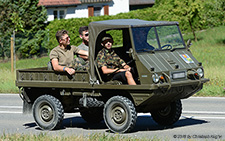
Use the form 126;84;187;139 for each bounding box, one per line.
183;26;225;96
0;132;162;141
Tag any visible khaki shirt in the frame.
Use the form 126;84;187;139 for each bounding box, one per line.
49;45;80;67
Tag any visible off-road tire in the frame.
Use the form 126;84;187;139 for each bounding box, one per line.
151;99;182;126
33;95;64;130
79;97;104;107
80;107;103;123
103;96;137;133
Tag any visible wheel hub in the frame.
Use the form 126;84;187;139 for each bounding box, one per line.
40;105;53;122
159;106;171;116
111;106;126;124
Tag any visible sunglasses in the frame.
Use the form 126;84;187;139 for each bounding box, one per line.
61;36;70;41
84;32;89;37
102;39;113;44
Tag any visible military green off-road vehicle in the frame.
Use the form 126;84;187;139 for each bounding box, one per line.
16;19;209;133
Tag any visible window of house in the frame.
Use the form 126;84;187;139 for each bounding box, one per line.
53;9;66;20
94;7;101;16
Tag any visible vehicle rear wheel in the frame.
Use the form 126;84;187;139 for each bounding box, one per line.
33;95;64;130
151;99;182;126
80;107;103;123
104;96;137;133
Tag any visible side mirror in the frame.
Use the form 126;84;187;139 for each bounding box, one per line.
186;39;192;48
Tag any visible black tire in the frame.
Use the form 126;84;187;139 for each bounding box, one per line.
79;97;104;107
104;96;137;133
80;107;103;123
32;95;64;130
151;99;182;126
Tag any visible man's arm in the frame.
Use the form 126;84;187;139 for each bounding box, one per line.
78;50;88;56
78;54;88;60
101;66;126;74
51;59;75;75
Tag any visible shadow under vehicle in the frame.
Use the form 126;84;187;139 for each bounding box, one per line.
16;19;209;133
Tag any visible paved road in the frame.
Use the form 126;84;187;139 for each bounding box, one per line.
0;94;224;140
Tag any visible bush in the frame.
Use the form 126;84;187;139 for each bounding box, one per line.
45;0;224;50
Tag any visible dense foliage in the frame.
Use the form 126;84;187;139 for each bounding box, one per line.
153;0;224;41
0;0;47;59
46;0;224;50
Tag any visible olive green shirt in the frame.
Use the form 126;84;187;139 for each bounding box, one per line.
49;45;80;67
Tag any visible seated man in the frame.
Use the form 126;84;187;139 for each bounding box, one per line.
50;29;88;75
75;26;89;70
96;34;136;85
77;26;89;63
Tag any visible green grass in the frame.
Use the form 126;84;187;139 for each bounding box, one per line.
0;57;49;93
183;25;225;96
0;133;162;141
0;26;224;96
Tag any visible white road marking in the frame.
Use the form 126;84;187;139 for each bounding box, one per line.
186;97;225;100
0;94;19;96
0;106;22;109
138;111;225;116
0;110;225;120
182;111;225;115
182;116;225;120
0;111;22;114
1;111;225;120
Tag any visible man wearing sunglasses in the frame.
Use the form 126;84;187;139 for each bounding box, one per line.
50;29;88;75
96;34;136;85
76;26;89;70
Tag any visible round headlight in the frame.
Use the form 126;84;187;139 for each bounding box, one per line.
152;73;159;83
197;68;204;78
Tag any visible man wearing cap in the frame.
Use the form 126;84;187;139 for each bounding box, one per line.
96;34;136;85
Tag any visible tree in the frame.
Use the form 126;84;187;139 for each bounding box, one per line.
155;0;204;41
202;0;225;28
0;0;47;59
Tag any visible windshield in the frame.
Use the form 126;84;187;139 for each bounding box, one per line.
132;25;185;53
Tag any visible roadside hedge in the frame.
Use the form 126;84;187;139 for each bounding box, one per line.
46;0;224;51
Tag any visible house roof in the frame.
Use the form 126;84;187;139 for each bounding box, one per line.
38;0;81;7
129;0;155;5
38;0;113;7
80;0;112;3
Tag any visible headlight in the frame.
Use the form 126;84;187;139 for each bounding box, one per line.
197;68;204;78
152;73;159;83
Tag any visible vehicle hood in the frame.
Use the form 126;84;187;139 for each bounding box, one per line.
137;49;199;72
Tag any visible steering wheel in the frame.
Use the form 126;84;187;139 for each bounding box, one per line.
161;44;172;49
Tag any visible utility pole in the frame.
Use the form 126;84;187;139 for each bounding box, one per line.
11;31;15;73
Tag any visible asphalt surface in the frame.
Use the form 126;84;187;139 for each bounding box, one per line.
0;94;225;140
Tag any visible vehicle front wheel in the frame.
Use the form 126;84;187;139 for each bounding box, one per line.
33;95;64;130
151;99;182;126
104;96;137;133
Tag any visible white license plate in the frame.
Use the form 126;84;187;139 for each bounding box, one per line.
172;72;185;79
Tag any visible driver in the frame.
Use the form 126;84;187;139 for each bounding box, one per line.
96;34;136;85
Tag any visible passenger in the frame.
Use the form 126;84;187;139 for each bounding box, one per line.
76;26;89;69
78;26;89;61
96;34;136;85
49;29;88;75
